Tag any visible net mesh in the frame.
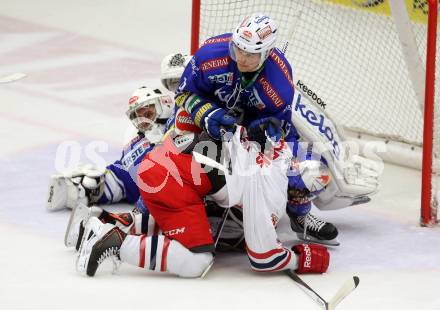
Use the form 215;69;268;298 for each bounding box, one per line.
198;0;437;146
197;0;439;216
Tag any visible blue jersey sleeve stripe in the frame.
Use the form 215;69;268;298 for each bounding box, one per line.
108;169;126;198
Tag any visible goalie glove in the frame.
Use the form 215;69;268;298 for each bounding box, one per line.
46;164;105;211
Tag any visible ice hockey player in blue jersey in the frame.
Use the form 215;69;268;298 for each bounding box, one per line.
175;13;339;245
176;15;293;143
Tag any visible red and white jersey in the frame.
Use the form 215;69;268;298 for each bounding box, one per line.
224;126;298;272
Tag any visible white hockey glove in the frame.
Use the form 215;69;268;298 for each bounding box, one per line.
291;91;381;210
46;164;105;211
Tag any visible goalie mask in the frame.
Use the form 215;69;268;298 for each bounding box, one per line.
160;53;192;92
229;13;278;71
126;86;174;132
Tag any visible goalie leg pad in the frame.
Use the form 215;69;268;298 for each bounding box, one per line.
47;175;88;211
64;203;102;248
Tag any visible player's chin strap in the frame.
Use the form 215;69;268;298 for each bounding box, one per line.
291;91;381;210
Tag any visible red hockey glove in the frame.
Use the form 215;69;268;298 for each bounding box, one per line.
292;243;329;274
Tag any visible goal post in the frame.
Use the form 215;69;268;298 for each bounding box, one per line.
421;0;438;226
190;0;439;226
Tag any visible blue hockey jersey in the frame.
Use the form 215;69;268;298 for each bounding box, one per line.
176;33;297;140
98;133;155;205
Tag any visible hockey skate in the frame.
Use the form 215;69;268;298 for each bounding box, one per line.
64;203;102;249
76;217;126;276
288;212;340;246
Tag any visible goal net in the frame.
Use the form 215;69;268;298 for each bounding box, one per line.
190;0;439;225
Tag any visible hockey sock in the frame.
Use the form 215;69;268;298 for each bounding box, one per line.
120;235;213;278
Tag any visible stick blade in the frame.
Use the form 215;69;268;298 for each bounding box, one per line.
327;276;360;310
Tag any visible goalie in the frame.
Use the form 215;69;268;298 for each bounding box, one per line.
45;55;184;213
286;88;380;245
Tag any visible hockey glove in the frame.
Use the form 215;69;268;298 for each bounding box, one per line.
248;117;282;146
47;165;105;211
292;243;329;274
202;107;236;140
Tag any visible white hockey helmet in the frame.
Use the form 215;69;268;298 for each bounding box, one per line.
160;53;192;92
230;13;278;70
126;86;174;132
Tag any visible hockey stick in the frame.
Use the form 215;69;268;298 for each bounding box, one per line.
199;206;230;279
0;73;27;83
286;270;359;310
213;207;230;248
327;276;360;310
193;150;228;173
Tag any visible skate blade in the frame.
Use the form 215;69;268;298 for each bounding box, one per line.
296;233;340;247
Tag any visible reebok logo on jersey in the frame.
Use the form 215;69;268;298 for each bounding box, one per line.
201;56;229;72
296;80;326;109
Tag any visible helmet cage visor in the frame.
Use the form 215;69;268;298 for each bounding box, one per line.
127;97;164;132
